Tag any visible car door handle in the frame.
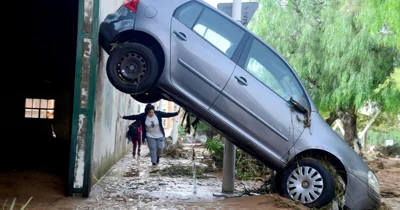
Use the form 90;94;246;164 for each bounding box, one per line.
234;76;247;86
174;31;187;41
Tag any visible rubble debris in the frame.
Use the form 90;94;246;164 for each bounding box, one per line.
374;144;399;158
159;164;207;179
238;178;273;196
162;137;189;159
379;202;392;210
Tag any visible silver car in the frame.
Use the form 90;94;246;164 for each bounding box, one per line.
99;0;381;209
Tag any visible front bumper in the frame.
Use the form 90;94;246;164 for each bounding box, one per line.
344;172;381;210
99;5;136;53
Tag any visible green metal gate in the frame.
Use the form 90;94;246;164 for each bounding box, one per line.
68;0;100;197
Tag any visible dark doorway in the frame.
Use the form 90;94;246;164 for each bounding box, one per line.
0;0;79;206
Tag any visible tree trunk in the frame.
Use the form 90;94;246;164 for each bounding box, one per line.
325;112;338;126
337;107;363;156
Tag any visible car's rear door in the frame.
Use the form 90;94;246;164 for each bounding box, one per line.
170;1;247;110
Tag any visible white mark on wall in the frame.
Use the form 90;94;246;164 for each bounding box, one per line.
81;88;88;97
80;38;92;109
83;38;92;57
74;114;86;188
84;0;94;24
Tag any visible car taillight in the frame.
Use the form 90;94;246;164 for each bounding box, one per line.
124;0;139;13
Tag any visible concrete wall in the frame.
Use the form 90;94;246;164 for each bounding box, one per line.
90;0;139;186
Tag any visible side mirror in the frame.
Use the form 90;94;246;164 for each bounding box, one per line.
290;95;309;114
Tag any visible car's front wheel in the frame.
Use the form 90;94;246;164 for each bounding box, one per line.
106;42;159;94
280;158;335;208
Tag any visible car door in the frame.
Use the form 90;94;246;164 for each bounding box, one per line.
170;1;246;110
210;36;309;160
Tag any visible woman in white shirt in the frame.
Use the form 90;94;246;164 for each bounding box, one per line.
121;104;180;165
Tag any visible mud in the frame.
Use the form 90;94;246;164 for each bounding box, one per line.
367;158;400;209
0;146;291;210
1;147;399;209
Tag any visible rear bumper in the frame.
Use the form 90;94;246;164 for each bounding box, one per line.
344;172;381;210
99;5;136;54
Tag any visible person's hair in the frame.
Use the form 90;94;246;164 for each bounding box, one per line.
145;104;155;114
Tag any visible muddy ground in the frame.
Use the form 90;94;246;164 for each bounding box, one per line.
0;145;399;210
366;157;400;209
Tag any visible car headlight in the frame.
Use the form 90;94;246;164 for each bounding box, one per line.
368;171;380;195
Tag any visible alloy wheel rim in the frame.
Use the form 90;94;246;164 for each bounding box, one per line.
286;166;324;204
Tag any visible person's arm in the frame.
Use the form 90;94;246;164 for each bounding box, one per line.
120;113;142;120
158;108;181;118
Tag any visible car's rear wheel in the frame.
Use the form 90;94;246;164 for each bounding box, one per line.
280;158;335;208
106;42;159;94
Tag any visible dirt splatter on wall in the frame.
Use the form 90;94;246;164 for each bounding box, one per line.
91;47;138;188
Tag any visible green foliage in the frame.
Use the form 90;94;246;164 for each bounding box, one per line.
392;67;400;91
357;112;400;132
251;0;400;114
355;0;400;50
366;130;400;146
178;125;186;137
204;138;224;167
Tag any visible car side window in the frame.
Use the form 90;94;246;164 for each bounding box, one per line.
192;8;245;58
174;2;204;28
243;38;306;102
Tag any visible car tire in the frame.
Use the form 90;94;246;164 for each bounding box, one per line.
274;171;284;195
280;158;335;208
131;91;163;104
106;42;159;94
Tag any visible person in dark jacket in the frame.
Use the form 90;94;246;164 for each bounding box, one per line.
120;104;180;166
126;120;142;157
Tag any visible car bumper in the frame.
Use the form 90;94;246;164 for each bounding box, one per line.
99;5;136;53
344;172;381;210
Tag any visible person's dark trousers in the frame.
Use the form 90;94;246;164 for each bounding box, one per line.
132;135;142;156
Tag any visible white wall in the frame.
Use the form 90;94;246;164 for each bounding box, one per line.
90;0;140;186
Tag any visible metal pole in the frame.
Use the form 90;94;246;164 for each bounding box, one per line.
222;0;241;194
172;103;179;144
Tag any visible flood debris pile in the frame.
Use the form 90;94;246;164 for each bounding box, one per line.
365;144;400;159
157;164;208;179
375;144;399;158
236;159;347;210
204;138;270;180
236;151;270;181
162;137;189;159
238;178;274;196
379;202;393;210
